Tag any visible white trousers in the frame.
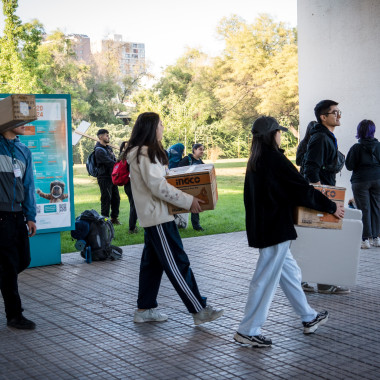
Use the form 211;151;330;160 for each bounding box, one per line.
238;240;317;336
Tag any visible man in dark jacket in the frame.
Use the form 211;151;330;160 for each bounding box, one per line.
0;125;37;329
95;129;120;225
303;100;341;186
302;100;350;294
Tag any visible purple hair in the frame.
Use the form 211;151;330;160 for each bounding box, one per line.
356;119;376;139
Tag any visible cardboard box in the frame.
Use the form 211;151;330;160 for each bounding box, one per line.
0;95;37;133
294;185;346;229
166;164;218;214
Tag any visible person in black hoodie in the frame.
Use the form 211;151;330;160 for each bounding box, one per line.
94;129;121;225
303;101;342;186
296;121;317;175
346;119;380;249
302;100;350;295
233;116;344;347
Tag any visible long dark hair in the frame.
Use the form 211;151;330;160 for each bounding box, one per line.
121;112;168;165
303;121;317;144
247;130;279;172
296;121;317;167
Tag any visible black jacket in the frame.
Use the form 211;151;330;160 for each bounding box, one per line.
296;139;308;175
345;138;380;183
178;154;204;167
303;123;338;186
244;145;337;248
94;142;116;178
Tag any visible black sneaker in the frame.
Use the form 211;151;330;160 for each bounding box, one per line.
233;331;272;347
303;310;328;334
7;315;36;330
194;226;204;231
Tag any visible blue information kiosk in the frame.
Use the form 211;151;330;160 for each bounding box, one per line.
1;94;75;267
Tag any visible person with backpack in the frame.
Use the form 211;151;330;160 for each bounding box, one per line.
178;143;205;231
119;141;138;234
122;112;224;325
167;143;185;169
94;129;121;225
345;119;380;249
296;121;317;176
302;100;350;295
233;116;344;347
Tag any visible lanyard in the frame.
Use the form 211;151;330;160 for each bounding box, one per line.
3;138;21;178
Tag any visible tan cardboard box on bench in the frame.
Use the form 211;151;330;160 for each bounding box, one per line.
166;164;218;215
0;95;37;133
294;185;346;229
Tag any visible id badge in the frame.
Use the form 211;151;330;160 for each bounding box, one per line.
13;161;21;178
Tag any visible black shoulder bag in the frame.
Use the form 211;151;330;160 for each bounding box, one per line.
323;150;345;174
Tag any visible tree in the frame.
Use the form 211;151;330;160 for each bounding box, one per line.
213;14;299;131
35;31;91;122
0;0;41;92
132;14;299;158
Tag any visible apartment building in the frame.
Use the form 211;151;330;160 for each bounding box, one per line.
91;34;145;76
66;34;92;63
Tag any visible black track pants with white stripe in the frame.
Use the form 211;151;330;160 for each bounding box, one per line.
137;221;206;313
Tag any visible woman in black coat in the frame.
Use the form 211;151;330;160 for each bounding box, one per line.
233;116;344;348
345;119;380;249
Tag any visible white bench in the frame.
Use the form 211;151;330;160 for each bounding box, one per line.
291;208;362;287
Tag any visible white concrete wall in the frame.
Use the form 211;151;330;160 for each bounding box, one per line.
298;0;380;201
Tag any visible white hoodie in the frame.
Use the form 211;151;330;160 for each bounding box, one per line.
127;146;193;227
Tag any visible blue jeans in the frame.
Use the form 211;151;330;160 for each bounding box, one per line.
238;241;316;336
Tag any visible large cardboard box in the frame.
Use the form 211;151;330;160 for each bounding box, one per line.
166;164;218;214
0;95;37;132
294;185;346;229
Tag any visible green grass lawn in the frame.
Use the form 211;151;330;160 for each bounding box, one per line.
61;159;247;253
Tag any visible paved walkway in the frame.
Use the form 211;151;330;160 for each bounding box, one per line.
1;232;379;380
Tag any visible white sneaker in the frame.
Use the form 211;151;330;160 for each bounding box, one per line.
372;237;380;247
361;239;371;249
133;308;168;323
192;305;224;325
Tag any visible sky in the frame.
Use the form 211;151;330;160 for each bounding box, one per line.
1;0;297;77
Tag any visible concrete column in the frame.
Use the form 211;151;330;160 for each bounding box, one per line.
298;0;380;200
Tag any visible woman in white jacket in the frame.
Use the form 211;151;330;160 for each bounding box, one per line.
122;112;224;325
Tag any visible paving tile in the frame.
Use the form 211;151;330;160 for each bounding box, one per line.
0;231;379;379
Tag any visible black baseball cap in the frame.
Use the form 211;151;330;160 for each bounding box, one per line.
251;116;288;136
